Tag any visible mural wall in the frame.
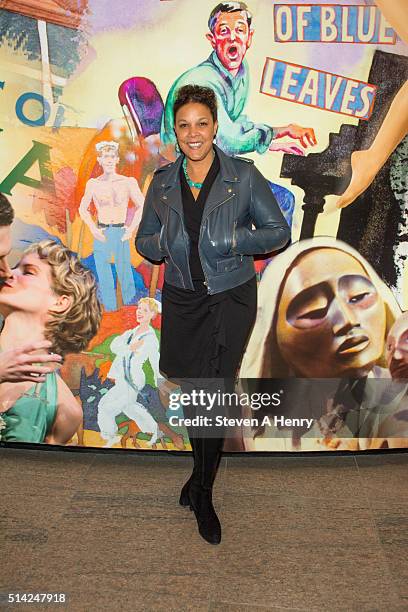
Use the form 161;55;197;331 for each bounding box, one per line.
0;0;407;452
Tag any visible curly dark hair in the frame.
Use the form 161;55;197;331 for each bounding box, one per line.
173;85;218;123
0;193;14;227
23;240;102;357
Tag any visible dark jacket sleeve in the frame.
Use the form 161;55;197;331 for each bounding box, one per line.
232;164;291;256
135;178;166;263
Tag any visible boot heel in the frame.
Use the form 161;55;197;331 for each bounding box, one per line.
179;476;192;507
179;488;190;507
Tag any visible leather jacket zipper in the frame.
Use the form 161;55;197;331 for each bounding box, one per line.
198;222;210;291
168;249;185;288
232;219;237;252
199;192;236;293
201;193;235;223
164;207;186;288
180;222;192;288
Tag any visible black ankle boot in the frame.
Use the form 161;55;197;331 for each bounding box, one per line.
188;483;221;545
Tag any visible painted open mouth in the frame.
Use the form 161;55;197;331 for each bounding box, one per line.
227;45;239;60
337;335;370;355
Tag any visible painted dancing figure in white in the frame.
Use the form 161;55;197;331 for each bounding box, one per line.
97;298;164;447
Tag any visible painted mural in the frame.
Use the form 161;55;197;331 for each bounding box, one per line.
0;0;407;451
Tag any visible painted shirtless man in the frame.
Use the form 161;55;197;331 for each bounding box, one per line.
79;141;144;311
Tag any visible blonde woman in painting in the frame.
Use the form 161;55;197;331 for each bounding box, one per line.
0;240;102;445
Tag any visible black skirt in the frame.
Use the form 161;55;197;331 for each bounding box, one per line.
159;276;257;381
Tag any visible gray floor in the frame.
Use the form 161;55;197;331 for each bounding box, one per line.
0;447;407;611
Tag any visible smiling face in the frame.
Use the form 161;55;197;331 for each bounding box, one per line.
136;300;155;325
206;10;253;76
0;253;66;320
174;102;218;164
386;313;408;379
275;248;386;378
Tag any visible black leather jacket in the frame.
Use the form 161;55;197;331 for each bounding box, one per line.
135;145;290;294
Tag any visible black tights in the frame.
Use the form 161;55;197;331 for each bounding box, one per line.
188;434;224;489
181;379;230;490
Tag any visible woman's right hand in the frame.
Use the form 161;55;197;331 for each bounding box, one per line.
0;340;62;384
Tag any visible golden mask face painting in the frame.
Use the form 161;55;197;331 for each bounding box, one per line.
276;248;386;378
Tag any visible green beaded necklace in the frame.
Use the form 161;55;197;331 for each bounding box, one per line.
182;157;203;190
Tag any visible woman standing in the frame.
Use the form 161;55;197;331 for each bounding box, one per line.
136;85;290;544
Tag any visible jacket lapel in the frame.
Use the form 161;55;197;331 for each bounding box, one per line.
159;155;184;215
161;183;183;215
202;145;240;220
